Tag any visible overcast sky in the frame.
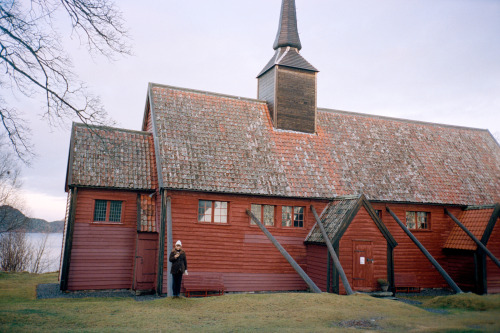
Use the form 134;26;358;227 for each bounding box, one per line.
8;0;500;221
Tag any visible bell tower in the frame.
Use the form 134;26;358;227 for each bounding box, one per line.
257;0;318;134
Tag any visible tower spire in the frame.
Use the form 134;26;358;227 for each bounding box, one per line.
257;0;318;134
273;0;302;50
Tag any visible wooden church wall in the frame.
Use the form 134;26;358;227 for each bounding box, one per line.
306;244;328;292
486;217;500;293
67;188;138;290
444;250;476;292
337;206;388;294
163;190;329;292
371;203;462;289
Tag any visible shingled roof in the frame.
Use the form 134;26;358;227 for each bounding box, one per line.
66;123;157;190
305;195;396;246
147;84;500;206
443;205;500;251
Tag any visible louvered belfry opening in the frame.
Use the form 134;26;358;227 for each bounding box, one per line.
257;0;318;134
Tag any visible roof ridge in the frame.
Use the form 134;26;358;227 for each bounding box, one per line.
318;107;492;132
149;82;266;104
73;122;152;136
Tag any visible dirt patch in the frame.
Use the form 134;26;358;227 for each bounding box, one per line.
334;318;381;330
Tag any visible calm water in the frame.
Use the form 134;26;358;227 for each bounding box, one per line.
27;233;63;273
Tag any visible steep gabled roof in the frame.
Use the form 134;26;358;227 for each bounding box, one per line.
66;123;157;190
305;195;397;246
148;84;500;206
444;205;500;251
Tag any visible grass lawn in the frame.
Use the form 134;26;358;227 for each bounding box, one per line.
1;272;500;332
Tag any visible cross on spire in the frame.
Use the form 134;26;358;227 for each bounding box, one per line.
273;0;302;50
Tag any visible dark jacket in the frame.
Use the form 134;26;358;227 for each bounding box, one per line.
169;249;187;275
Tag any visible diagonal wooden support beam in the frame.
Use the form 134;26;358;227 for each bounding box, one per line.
246;210;322;293
445;209;500;269
386;206;462;294
310;205;354;295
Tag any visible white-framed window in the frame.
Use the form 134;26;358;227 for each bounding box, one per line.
198;200;228;223
250;204;275;226
406;211;429;230
282;206;305;227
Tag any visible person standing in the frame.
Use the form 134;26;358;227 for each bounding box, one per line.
169;240;188;298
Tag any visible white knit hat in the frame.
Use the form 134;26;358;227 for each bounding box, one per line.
175;240;182;246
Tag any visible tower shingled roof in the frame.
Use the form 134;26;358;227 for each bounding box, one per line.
273;0;302;50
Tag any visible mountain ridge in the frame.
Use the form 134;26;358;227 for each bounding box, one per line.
0;205;64;233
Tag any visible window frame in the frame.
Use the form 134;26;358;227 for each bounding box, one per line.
405;211;430;230
92;199;124;224
197;200;229;224
250;204;276;227
281;206;305;228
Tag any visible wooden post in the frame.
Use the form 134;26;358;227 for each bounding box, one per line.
445;209;500;269
156;190;167;295
246;210;322;293
60;187;78;291
310;206;354;295
386;206;462;294
166;196;173;297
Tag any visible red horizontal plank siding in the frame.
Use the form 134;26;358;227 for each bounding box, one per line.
163;190;328;292
338;206;388;294
445;250;476;292
372;203;461;289
306;244;328;291
487;217;500;294
67;188;138;290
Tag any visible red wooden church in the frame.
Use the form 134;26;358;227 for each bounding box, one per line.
60;0;500;296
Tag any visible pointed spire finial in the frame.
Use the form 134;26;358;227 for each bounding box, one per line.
273;0;302;50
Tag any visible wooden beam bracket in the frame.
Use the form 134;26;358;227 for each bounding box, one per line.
310;205;354;295
246;210;322;293
386;206;462;294
445;208;500;269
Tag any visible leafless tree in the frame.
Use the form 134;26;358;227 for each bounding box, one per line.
0;231;30;271
0;140;28;233
0;0;130;162
29;229;50;273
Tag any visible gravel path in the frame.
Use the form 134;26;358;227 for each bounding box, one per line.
36;283;161;301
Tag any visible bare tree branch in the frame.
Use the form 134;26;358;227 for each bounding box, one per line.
0;0;129;161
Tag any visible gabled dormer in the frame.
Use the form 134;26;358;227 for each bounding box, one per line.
257;0;318;134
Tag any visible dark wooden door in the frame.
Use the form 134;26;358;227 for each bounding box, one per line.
134;234;157;291
352;240;374;291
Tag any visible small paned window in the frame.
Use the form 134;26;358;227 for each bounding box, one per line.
282;206;292;227
293;206;304;227
375;210;382;219
214;201;228;223
93;200;107;221
198;200;228;223
250;204;275;226
93;200;123;223
109;201;122;222
406;211;429;230
282;206;305;227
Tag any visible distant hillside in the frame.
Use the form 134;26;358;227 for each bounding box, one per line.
0;205;64;233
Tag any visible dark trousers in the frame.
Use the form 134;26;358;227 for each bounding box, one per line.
172;273;183;296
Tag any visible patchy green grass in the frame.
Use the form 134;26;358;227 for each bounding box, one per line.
1;272;500;332
423;293;500;311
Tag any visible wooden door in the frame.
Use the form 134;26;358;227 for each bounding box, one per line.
352;240;374;291
134;233;157;291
